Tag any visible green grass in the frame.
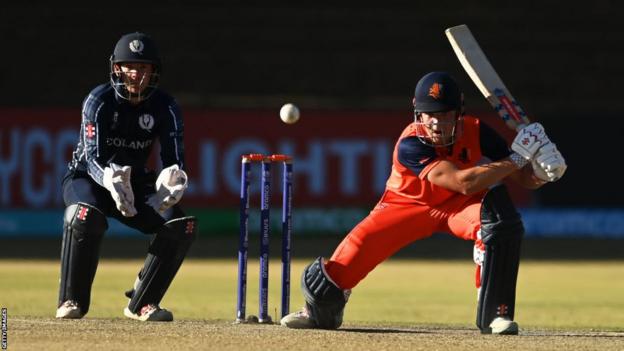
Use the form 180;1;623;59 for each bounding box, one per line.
1;259;622;330
3;259;624;351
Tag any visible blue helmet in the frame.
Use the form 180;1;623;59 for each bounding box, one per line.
109;32;161;102
413;72;462;113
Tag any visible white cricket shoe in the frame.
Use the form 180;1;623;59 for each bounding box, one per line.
280;307;316;329
489;316;519;335
56;300;84;319
124;304;173;322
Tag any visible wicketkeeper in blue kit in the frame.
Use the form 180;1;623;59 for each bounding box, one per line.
56;32;196;322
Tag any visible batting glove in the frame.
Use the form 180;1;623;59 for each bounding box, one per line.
511;122;551;161
532;143;567;182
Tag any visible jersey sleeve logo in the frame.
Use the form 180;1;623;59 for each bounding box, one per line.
85;123;96;139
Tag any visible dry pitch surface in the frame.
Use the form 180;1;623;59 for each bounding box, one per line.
10;317;624;351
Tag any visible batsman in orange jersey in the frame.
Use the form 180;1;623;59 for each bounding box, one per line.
281;72;567;334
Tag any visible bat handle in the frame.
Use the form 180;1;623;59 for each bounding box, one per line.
514;123;527;132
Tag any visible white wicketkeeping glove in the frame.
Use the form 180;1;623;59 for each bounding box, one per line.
511;122;551;161
103;163;137;217
147;164;188;214
532;143;567;182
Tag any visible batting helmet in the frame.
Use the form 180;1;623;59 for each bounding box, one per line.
413;72;462;113
109;32;161;102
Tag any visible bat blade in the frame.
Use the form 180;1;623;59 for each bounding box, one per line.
445;24;530;131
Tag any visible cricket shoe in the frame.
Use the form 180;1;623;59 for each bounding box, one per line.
124;304;174;322
56;300;84;319
489;316;519;335
280;307;316;329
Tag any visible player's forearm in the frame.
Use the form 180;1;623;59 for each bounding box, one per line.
159;129;185;169
454;159;519;195
159;145;185;170
84;151;106;186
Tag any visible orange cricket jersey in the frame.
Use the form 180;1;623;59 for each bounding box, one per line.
385;116;483;206
325;116;503;289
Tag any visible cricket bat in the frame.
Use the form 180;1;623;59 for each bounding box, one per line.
445;24;530;131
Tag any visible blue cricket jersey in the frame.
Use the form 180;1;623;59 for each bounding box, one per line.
68;83;185;186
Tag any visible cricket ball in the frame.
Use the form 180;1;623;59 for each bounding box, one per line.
280;103;300;124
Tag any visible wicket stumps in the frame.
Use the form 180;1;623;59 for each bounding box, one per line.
236;154;293;324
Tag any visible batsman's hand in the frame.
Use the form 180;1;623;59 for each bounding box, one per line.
532;143;567;182
147;164;188;214
103;163;137;217
511;122;550;160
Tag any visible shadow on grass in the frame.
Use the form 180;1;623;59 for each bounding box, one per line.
339;327;432;334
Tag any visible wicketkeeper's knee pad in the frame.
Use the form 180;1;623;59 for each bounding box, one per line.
158;216;197;241
58;203;108;313
477;185;524;332
64;202;108;239
301;257;348;329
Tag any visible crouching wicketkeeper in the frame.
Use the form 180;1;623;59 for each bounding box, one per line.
56;32;197;322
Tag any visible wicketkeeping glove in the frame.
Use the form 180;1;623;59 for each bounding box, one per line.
103;163;137;217
147;164;188;214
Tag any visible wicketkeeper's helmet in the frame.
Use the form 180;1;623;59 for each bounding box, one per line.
109;32;161;102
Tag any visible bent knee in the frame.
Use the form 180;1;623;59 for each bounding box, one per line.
64;203;108;236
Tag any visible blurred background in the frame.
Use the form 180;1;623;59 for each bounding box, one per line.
1;2;622;259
